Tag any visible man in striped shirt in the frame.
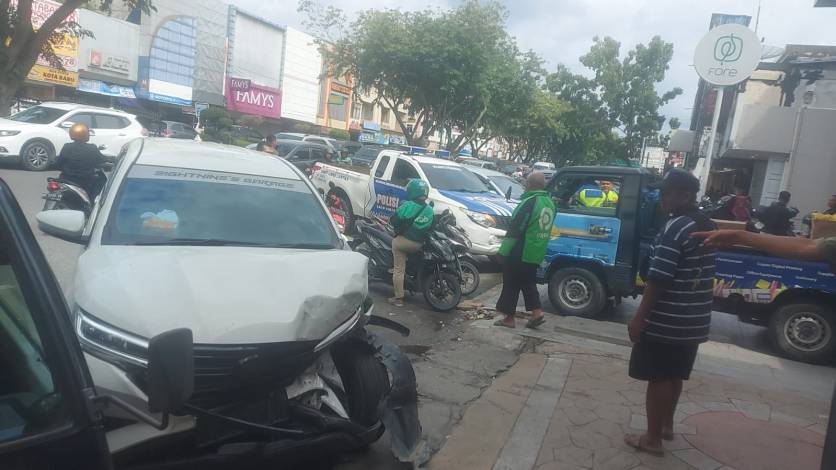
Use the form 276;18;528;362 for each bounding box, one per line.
625;169;717;456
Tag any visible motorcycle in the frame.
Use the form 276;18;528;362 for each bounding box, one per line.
433;209;480;296
326;191;348;234
41;168;106;214
352;217;463;311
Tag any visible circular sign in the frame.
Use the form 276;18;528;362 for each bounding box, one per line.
694;24;761;86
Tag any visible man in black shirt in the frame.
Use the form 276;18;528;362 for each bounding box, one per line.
55;123;107;199
760;191;799;236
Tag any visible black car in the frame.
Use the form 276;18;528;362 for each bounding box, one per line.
350;145;387;167
276;140;330;171
147;120;199;140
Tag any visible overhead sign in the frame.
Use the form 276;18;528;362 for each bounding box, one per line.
89;50;130;75
694;24;761;86
225;78;281;119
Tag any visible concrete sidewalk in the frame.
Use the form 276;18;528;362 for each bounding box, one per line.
426;321;833;470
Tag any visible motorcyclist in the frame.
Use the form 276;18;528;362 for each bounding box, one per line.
387;179;434;307
55;123;107;200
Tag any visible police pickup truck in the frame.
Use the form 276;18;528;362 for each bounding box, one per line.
540;166;836;364
310;151;517;255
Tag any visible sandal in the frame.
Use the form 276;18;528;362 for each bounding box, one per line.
624;433;664;456
388;297;404;307
526;316;546;329
493;318;516;329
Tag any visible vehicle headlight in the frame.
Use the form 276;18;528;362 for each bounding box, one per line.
465;209;496;228
76;309;148;367
0;130;20;137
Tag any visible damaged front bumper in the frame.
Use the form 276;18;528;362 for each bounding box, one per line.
169;309;425;466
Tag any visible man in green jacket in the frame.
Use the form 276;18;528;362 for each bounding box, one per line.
495;172;556;328
388;179;434;307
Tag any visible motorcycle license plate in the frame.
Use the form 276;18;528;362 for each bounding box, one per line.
43;193;62;201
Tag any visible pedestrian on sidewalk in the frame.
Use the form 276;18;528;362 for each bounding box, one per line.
625;169;717;456
494;172;555;329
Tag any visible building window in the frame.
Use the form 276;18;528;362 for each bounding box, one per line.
381;107;391;125
328;92;348;121
351;101;363;121
362;102;374;121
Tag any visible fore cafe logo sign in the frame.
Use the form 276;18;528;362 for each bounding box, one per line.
226;77;281;119
694;24;761;86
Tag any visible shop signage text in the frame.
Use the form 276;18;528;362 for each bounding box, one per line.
330;82;351;95
18;0;79;86
225;77;282;119
89;50;130;75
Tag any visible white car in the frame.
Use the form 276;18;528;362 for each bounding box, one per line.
466;165;526;202
531;161;556;181
275;132;340;153
35;139;420;461
0;102;145;171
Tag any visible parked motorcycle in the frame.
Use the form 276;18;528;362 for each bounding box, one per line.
434;209;480;296
352;217;462;311
326;191;349;233
41;169;105;214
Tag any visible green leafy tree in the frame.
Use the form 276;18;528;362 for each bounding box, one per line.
668;117;681;130
199;106;233;144
500;88;569;163
0;0;155;116
577;36;682;161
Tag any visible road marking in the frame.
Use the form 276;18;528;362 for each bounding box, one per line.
493;357;571;470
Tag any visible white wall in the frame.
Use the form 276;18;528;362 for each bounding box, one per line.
78;9;139;84
229;12;284;88
280;27;322;124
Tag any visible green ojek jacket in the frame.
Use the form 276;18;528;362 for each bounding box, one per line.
498;190;556;264
390;201;434;242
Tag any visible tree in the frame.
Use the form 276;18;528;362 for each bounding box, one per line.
577;36;682;161
199;106;233;144
300;1;534;151
500;88;569;163
0;0;155;115
668;117;681;130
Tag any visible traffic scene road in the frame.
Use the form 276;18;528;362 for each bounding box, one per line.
3;1;836;469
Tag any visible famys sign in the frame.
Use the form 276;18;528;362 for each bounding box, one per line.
225;78;282;119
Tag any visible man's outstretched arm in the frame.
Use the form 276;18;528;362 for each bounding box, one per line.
690;230;822;261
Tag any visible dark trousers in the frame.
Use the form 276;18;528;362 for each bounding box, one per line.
496;257;541;316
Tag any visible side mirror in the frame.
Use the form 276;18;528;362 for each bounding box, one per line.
146;328;193;413
88;129;96;136
36;210;87;244
59;121;73;129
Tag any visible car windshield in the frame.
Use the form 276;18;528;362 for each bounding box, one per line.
489;175;525;199
103;165;338;248
8;106;65;124
419;163;492;193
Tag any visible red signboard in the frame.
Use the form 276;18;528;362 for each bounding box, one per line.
225;77;281;119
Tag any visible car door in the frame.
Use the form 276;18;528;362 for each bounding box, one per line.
0;178;111;470
90;113;131;157
369;157;417;220
286;145;311;170
546;171;624;268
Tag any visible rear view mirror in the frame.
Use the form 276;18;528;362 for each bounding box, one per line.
36;210;87;244
147;328;193;413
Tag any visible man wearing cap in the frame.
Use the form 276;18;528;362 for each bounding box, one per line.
624;169;717;456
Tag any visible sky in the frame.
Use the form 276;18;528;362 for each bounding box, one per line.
229;0;836;129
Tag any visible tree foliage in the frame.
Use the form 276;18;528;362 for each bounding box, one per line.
0;0;155;115
199;106;233;144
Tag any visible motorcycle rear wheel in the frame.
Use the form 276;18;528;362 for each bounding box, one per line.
459;259;480;296
423;271;462;312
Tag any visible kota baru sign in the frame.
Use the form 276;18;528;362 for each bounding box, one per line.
694;24;761;86
225;77;282;119
18;0;80;87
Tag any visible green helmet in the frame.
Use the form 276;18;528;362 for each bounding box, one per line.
406;178;429;201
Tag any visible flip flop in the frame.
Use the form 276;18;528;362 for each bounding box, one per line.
624;433;664;456
526;316;546;329
493;318;516;329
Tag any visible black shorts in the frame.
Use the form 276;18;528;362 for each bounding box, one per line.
629;340;699;381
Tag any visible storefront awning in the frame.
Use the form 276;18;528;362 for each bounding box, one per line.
78;78;136;99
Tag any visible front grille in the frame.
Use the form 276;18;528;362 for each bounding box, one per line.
494;215;512;231
190;341;319;408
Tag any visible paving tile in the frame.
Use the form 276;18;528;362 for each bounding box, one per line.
730;399;771;421
628;414;647;431
565;406;598;426
635;450;698;470
594;404;631;424
592;447;640;470
806;422;827;436
770;411;815;428
570;423;614;450
699;401;736;412
677;402;707;416
552;446;593;468
664;433;694;451
672;448;723;470
619;390;646;405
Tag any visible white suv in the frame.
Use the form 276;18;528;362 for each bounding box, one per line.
0;102;145;171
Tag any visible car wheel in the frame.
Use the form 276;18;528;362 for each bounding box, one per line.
21;140;54;171
548;267;606;317
332;343;390;429
770;302;836;364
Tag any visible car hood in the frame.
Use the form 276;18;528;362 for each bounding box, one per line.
74;246;368;344
437;190;516;217
0;118;35;129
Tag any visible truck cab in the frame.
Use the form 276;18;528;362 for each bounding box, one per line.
539;166;658;316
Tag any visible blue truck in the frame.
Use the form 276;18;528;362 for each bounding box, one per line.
538;166;836;364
